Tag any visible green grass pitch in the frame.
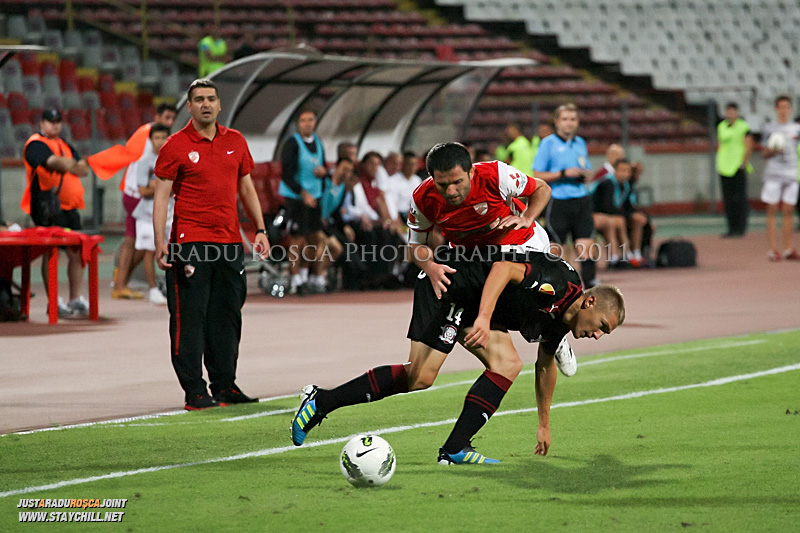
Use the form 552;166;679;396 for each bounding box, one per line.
2;331;799;532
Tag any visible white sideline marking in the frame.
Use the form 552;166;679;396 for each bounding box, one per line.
2;338;767;435
1;361;797;499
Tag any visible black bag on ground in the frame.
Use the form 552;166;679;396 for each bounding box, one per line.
656;239;697;267
29;174;63;227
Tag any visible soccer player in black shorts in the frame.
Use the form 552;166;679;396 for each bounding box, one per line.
291;249;625;463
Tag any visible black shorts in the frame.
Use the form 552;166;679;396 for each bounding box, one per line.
544;196;594;245
284;198;323;237
406;257;487;354
52;209;82;230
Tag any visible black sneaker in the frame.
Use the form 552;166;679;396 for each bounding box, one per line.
185;392;219;411
213;386;258;405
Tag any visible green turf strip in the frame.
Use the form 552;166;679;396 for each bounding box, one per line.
2;331;799;531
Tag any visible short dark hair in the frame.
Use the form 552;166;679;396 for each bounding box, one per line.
361;151;383;164
156;102;177;115
297;108;316;121
474;148;492;161
336;142;356;159
187;78;218;100
425;142;472;176
725;102;739;111
150;123;171;138
775;94;792;107
402;150;417;160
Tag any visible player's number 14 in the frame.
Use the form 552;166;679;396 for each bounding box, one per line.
446;303;464;325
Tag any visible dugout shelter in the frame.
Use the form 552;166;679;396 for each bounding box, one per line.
172;47;535;162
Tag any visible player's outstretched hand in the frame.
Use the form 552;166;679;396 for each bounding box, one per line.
534;426;551;456
464;316;490;349
156;242;172;270
496;215;531;230
426;262;456;299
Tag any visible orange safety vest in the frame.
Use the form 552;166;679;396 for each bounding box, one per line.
21;133;85;214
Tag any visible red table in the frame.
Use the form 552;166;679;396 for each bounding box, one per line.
0;229;104;324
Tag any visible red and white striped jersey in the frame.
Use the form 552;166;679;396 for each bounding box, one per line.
407;161;538;248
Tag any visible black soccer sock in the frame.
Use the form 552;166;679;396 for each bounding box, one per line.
314;364;409;414
442;370;513;454
580;259;597;287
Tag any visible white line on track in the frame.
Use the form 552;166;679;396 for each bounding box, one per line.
1;361;797;499
2;338;767;435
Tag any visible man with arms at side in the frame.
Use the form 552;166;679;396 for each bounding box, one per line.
21;108;91;317
716;103;753;238
760;95;800;261
132;123;171;304
153;79;270;410
291;249;624;462
533;103;598;287
279;109;329;294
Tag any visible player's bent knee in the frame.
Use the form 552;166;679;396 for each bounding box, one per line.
487;355;523;381
408;372;436;391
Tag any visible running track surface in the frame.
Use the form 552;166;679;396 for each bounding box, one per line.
1;230;798;433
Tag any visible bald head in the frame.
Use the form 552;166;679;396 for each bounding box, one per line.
606;144;625;165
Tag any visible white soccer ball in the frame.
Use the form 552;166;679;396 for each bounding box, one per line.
766;132;787;152
339;434;396;487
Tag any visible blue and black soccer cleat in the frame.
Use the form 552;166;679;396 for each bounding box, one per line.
437;444;500;465
291;385;325;446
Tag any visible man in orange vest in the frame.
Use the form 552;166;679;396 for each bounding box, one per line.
21;108;91;317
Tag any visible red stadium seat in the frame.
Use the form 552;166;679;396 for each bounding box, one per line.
77;76;96;93
97;74;115;94
10;110;31;126
19;58;40;77
7;93;27;112
99;92;117;109
59;59;77;79
136;92;154;108
117;92;136;109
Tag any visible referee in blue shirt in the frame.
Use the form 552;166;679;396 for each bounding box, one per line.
533;103;598;287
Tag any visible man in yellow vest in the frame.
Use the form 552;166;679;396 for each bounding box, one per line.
716;102;753;237
21;108;91;317
198;27;228;77
503;122;534;173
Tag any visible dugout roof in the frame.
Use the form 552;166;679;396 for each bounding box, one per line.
173;47;535;162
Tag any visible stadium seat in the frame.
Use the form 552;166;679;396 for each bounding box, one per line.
6;15;29;42
62;30;83;59
13;123;34;145
1;60;24;94
80;91;101;111
26;13;47;43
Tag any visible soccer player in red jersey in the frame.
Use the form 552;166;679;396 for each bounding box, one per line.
406;143;577;378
